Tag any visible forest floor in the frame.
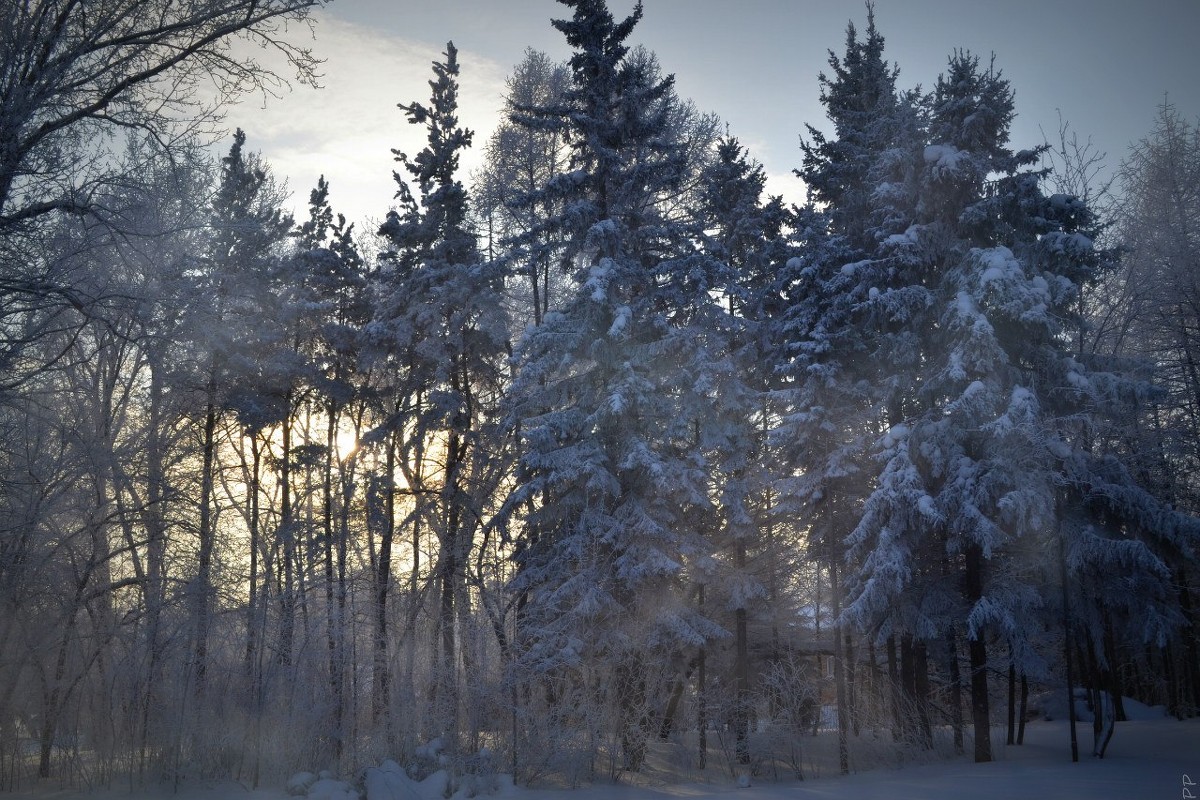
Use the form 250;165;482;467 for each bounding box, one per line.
3;709;1197;800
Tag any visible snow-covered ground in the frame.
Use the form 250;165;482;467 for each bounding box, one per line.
513;714;1199;800
5;711;1197;800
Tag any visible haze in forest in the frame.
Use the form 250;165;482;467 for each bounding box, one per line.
1;1;1198;798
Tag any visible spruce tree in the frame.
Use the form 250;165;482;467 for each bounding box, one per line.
503;0;728;771
695;135;793;765
800;3;899;256
776;7;910;766
835;51;1200;763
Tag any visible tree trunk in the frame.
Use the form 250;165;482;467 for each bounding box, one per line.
336;415;355;762
278;396;296;668
659;677;685;741
248;434;269;789
899;634;915;745
1060;532;1079;761
38;575;88;778
698;585;707;770
1017;673;1029;745
948;632;964;754
372;430;397;742
323;404;344;766
194;393;218;702
734;538;750;765
1164;642;1183;720
887;635;901;742
141;365;169;776
245;436;262;682
964;544;991;763
618;657;649;772
830;562;849;774
914;640;932;750
1007;661;1016;745
846;630;859;737
1177;570;1200;716
438;421;464;750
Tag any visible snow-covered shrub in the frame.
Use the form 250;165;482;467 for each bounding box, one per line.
509;677;598;787
750;654;822;779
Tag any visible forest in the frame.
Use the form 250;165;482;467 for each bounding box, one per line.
1;0;1198;793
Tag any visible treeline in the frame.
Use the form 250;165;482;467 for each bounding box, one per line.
1;0;1198;790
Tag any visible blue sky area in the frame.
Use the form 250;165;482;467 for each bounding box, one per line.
227;0;1200;224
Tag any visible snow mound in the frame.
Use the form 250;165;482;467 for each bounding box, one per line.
364;760;421;800
307;777;359;800
1118;696;1169;721
288;772;318;796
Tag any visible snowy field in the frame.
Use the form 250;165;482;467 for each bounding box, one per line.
4;710;1197;800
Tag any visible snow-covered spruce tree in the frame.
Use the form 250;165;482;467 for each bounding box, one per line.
960;98;1200;755
369;42;509;754
774;7;914;767
834;52;1049;765
838;51;1200;763
495;44;719;338
502;0;728;773
799;2;899;259
693;135;794;766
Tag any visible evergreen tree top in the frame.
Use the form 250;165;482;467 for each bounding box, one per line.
395;42;474;202
799;4;900;254
551;0;644;78
209;129;292;266
381;42;477;272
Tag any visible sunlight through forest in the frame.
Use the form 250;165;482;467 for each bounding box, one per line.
1;0;1198;795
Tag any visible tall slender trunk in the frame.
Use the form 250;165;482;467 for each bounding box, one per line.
278;395;295;668
38;570;90;778
830;562;849;775
245;436;262;680
899;634;915;744
1060;531;1079;762
336;412;357;761
1017;673;1029;745
1007;660;1016;745
323;403;344;766
733;539;750;765
1164;642;1184;720
194;388;218;701
372;434;396;739
846;630;859;737
887;635;901;742
948;632;964;754
697;585;707;771
439;422;463;750
1102;616;1126;721
914;640;932;750
141;365;168;774
1178;570;1200;716
964;544;991;762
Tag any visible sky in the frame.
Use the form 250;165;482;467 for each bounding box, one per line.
224;0;1200;227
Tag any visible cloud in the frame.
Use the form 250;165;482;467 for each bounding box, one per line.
222;12;508;226
764;170;806;210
